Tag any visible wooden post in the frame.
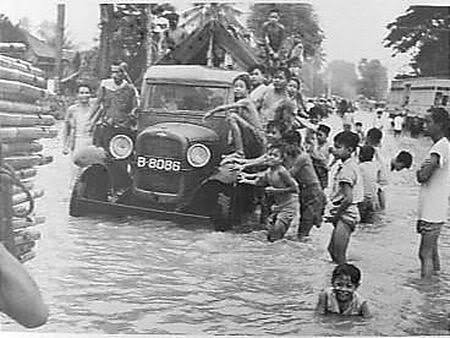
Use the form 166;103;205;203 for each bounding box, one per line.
99;4;114;79
146;5;153;68
55;3;65;93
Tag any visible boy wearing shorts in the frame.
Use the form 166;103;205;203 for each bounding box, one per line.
326;131;363;264
416;107;450;279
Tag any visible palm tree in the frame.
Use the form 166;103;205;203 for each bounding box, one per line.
180;2;247;38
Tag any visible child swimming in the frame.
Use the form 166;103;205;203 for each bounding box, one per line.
316;263;370;317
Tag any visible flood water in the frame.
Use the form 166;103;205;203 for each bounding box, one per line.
2;112;449;335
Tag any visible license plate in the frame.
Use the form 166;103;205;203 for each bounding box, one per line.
136;156;181;172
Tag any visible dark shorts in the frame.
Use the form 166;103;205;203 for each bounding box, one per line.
394;130;401;136
298;184;327;236
357;199;375;223
331;204;360;232
416;220;443;235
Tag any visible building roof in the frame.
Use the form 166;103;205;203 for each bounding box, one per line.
143;65;246;86
21;29;72;61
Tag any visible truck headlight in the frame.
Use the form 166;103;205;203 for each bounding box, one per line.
109;134;133;159
187;143;211;168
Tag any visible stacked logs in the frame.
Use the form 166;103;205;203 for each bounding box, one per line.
0;54;56;262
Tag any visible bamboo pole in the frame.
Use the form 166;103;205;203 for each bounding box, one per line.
0;113;55;127
0;42;27;53
0;66;46;88
0;100;48;115
12;181;34;194
14;168;37;180
1;142;44;156
0;127;58;141
0;79;46;103
0;55;45;78
13;189;44;206
12;216;46;230
4;155;53;170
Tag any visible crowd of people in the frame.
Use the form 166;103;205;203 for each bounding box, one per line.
204;63;449;318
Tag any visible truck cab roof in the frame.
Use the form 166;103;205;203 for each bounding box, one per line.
143;65;247;87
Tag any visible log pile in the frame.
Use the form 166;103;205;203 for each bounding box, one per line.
0;53;56;263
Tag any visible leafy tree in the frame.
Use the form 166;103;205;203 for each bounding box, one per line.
325;60;358;99
384;5;449;76
35;20;75;49
180;2;247;35
357;58;388;100
247;3;324;60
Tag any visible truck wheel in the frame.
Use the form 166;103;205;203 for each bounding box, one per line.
69;165;110;217
69;176;86;217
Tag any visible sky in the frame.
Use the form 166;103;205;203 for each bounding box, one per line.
0;0;447;78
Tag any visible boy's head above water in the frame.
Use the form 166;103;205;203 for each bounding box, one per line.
331;263;361;302
366;128;383;147
391;150;413;171
359;145;375;163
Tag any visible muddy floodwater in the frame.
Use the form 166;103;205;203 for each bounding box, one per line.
2;112;449;335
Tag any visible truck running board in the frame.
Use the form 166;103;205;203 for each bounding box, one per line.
76;197;212;225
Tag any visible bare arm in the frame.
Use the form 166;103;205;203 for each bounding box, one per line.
416;153;440;184
315;291;327;315
0;243;48;328
62;107;74;154
329;182;353;223
89;85;105;123
203;102;244;120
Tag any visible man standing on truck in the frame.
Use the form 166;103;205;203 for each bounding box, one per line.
89;63;138;149
261;9;285;68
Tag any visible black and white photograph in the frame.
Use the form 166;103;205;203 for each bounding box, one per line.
0;0;448;336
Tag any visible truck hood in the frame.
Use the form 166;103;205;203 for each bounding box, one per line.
140;122;219;143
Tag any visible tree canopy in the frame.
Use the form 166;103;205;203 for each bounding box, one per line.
357;58;388;100
326;60;358;99
384;5;449;76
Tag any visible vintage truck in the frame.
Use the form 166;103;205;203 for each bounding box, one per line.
386;77;450;134
69;65;260;230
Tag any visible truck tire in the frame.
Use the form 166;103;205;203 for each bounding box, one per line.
69;165;110;217
69;176;86;217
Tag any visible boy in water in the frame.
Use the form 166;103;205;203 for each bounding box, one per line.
365;128;388;210
309;124;332;189
284;140;327;239
354;122;365;145
316;263;370;317
326;131;363;264
416;107;450;279
391;151;413;172
239;144;299;241
358;145;380;223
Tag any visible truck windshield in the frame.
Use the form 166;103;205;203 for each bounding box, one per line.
146;84;227;111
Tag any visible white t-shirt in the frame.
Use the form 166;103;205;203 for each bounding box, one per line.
393;115;403;131
418;137;450;223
